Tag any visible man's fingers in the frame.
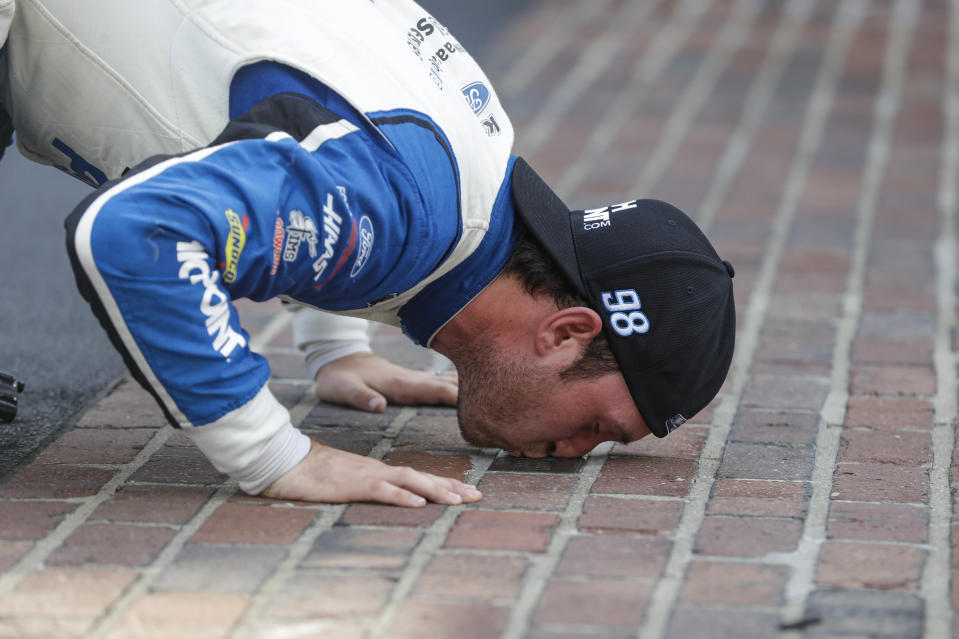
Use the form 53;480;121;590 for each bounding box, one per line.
314;353;458;410
368;479;428;508
349;385;388;413
382;372;458;407
384;466;482;506
313;369;387;413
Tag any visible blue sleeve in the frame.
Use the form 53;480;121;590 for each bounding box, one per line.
65;103;458;427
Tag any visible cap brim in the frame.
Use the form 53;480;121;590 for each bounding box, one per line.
510;158;589;298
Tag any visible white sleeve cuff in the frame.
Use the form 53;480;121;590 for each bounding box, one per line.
184;385;309;494
291;309;371;348
234;422;312;495
303;339;373;379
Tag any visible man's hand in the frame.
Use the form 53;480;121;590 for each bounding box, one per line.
261;441;482;507
314;352;458;412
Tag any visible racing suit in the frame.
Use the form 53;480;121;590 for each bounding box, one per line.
0;0;402;381
1;0;518;492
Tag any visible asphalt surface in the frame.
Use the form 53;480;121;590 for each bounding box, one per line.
0;0;530;479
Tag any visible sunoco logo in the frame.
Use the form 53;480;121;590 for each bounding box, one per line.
222;209;247;284
462;82;490;116
351;216;375;278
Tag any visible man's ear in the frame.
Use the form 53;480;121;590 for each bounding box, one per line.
534;306;603;357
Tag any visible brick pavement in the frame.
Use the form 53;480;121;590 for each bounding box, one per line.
0;0;957;636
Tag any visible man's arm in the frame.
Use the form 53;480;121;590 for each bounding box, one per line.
64;104;476;506
291;310;458;411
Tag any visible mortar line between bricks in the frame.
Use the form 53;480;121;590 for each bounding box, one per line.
227;506;345;639
636;2;867;637
630;0;764;197
779;0;916;629
0;425;173;599
500;442;615;639
497;0;614;96
85;482;237;639
227;407;419;639
922;0;959;635
695;0;815;232
367;448;497;638
517;0;696;163
551;0;708;197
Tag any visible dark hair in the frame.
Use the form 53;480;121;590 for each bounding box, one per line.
503;230;619;380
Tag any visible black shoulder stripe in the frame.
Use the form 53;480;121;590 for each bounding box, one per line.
211;92;342;145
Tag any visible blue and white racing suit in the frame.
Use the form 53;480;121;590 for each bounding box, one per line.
2;0;518;492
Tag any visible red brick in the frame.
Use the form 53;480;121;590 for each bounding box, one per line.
303;425;385;456
741;376;829;411
90;484;215;524
839;430;932;466
191;503;317;545
76;379;167;429
392;415;474;452
107;592;248;639
0;567;136;617
384;451;473;481
533;578;651;627
730;409;819;444
755;319;837;371
719;442;815;480
0;615;90;638
832;463;928;503
153;544;285;594
850;365;936;396
557;533;670;579
33;428;156;465
686;399;717;426
340;503;445;528
817;541;923;590
268;574;393;620
844;397;934;430
953;568;959;615
610;427;707;459
680;561;787;605
694;516;802;557
592;457;696;496
708;480;807;517
578;496;682;535
827;502;927;543
853;338;933;366
445;510;559;552
130;446;227;485
304;528;421;570
389;601;508;639
414;553;527;600
0;501;77;540
766;292;841;323
860;288;934;314
0;465;115;499
474;473;576;511
47;522;176;567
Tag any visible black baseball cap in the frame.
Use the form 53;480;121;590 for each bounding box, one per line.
510;157;736;438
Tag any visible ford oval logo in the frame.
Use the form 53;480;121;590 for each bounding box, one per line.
351;215;375;278
461;82;490;116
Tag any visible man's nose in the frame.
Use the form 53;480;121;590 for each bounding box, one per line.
551;431;607;458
